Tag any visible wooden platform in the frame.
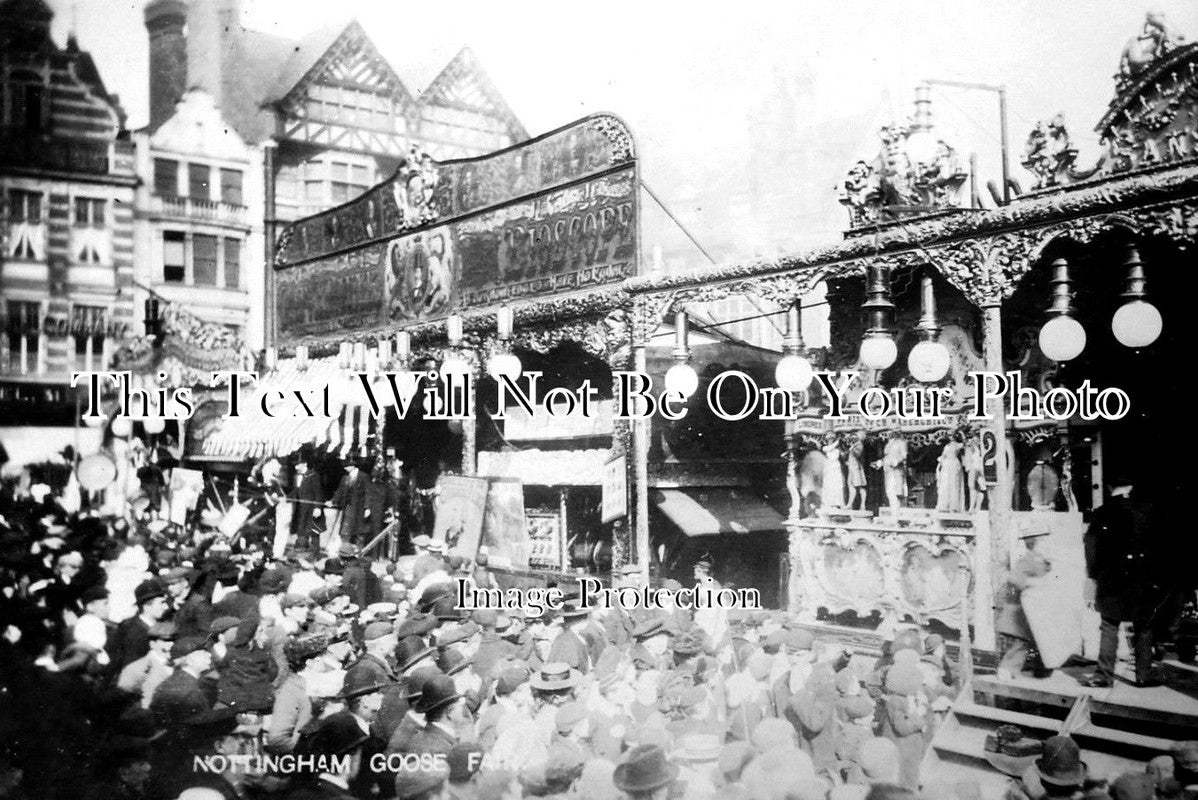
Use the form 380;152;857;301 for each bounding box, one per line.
923;660;1198;799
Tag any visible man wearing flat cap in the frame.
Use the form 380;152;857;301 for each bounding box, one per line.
149;635;214;729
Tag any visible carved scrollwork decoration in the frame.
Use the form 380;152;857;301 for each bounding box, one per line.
630;292;676;346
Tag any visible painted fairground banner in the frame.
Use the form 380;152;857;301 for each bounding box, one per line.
273;113;638;345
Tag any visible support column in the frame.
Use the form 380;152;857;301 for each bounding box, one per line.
263;143;277;349
558;487;570;573
633;343;651;578
982;303;1014;591
461;358;477;476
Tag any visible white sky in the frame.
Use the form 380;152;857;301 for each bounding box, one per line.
54;0;1198;259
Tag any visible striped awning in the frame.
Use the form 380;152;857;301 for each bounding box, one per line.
200;357;378;461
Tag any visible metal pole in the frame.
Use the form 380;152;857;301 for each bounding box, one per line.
998;86;1010;205
263;142;277;348
633;344;651;579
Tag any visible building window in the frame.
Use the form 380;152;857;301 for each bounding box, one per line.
193;234;218;286
4;300;41;375
6;189;41;222
220;168;243;206
163;231;186;283
5;190;45;261
223;238;241;289
330;161;371;203
73;198;107;264
188;163;211;201
154;158;179;198
74;197;105;227
71;305;106;372
276;164;298;202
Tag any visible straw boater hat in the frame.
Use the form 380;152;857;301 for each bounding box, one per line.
530;662;581;692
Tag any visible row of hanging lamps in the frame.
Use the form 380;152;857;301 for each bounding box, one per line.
664;310;699;398
1038;258;1087;362
1110;246;1163;348
907;269;951;382
859;263;898;370
775;299;814;391
487;306;523;381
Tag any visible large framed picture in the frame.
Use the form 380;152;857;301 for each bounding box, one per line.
481;477;528;569
433;474;491;559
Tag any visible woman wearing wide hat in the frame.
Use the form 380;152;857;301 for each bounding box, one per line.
613;743;680;800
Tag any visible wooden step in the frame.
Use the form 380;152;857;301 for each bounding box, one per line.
1073;724;1175;753
971;675;1198;731
954;700;1063;732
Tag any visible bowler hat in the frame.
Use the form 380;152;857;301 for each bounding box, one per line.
310;712;370;756
495;664;529;696
530;661;581;692
404;665;443;701
394;635;435;673
437;648;469;676
395;762;450;800
1036;735;1087;787
613;744;679;794
431;596;463;622
415;675;460;714
209;616;241;636
417;583;452;613
395;614;437;639
134;579;166;606
81;585;109;605
339;669;390;700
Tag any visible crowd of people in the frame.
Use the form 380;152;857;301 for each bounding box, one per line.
1;460;1196;800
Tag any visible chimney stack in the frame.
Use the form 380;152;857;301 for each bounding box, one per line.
144;0;187;130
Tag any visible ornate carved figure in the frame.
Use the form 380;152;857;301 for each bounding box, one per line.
1119;11;1185;86
963;433;986;511
935;432;966;513
1023;115;1080;189
847;430;868;510
822;434;846;509
873;430;908;510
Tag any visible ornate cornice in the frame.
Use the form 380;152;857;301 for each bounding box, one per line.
626;164;1198;304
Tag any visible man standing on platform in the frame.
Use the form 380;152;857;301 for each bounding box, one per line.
1081;469;1162;688
329;457;370;550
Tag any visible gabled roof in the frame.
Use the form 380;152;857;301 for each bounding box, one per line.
394;41;465;98
269;19;414;108
415;46;528;141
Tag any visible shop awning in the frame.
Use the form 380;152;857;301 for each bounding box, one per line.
651;488;786;536
200;356;373;461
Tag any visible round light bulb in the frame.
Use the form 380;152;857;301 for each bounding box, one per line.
83;413;106;428
111;417;133;438
487;353;523;381
1111;300;1162;349
439;357;471;380
859;335;898;370
1038;316;1087;362
905;129;939;165
330;375;359;407
664;363;699;398
775;354;814;392
907;340;951;383
143;417;167;435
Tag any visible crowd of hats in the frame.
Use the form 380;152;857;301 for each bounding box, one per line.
2;479;1198;800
